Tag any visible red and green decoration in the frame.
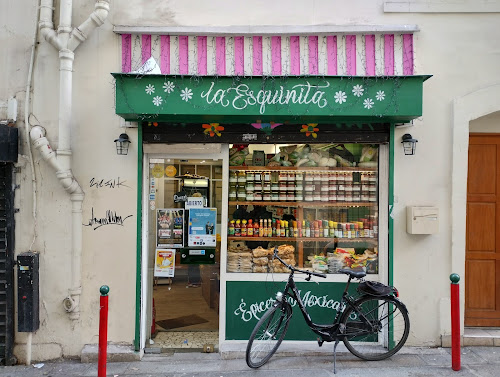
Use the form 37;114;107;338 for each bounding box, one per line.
114;75;430;123
202;123;224;137
301;123;319;138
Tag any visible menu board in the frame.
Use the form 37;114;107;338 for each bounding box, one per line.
188;208;217;247
156;209;184;248
154;249;175;277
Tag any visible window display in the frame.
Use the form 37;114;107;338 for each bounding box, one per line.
226;144;379;274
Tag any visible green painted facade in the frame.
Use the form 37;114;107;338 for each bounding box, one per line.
226;281;359;340
113;74;430;123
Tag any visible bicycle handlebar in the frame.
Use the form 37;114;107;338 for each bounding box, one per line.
273;247;327;279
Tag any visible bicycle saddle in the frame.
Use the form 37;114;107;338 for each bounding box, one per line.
338;268;367;279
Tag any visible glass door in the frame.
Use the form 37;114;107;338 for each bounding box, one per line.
145;156;223;349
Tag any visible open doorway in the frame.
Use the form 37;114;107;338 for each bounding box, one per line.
147;157;222;350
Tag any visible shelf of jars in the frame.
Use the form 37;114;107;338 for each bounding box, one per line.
229;201;376;207
227;236;377;243
229;166;377;172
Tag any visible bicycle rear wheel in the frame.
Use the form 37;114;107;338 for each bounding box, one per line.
246;301;292;368
340;295;410;361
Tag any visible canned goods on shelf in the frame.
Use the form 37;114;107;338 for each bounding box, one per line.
237;171;247;183
305;172;314;182
229;171;238;183
279;193;287;201
254;192;262;201
287;193;295;201
254;182;263;190
305;193;314;201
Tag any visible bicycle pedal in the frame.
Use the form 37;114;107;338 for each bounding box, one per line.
317;338;324;347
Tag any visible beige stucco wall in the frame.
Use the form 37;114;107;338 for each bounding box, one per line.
2;0;500;361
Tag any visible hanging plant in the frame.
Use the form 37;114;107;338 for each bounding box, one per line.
202;123;224;137
300;123;319;138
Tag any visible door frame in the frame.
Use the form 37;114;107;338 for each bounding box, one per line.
140;144;230;350
451;84;500;333
465;133;500;326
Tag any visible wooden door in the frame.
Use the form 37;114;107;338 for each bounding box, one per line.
466;134;500;326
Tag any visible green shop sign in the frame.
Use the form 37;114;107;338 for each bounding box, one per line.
226;281;358;341
113;74;430;123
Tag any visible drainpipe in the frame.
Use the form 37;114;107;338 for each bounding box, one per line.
34;0;110;321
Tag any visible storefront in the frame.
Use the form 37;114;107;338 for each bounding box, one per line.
113;71;429;351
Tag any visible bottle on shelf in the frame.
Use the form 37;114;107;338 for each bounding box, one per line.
253;219;259;237
228;220;235;236
272;218;277;236
241;220;248;236
235;220;241;237
305;220;311;238
259;219;264;237
323;220;329;238
276;220;281;237
247;219;254;236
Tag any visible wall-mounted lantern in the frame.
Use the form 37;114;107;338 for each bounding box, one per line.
401;133;418;156
114;133;131;155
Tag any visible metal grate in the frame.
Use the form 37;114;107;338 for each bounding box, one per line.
0;163;15;365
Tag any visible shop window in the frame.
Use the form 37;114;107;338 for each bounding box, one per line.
227;144;379;275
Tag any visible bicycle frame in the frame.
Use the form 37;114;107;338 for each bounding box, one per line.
279;268;363;343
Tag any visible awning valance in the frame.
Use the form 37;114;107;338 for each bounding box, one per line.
113;74;431;123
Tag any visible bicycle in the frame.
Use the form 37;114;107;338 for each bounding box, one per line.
245;247;410;373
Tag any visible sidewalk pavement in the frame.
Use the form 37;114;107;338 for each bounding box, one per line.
0;346;498;377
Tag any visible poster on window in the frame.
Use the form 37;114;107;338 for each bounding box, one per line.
154;249;175;277
188;208;217;247
156;209;184;248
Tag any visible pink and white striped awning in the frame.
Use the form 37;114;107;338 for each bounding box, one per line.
120;32;415;76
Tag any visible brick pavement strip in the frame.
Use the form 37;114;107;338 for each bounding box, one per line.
0;347;498;377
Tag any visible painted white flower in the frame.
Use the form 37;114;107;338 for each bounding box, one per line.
363;98;374;109
152;96;163;106
376;90;385;101
334;91;347;104
163;81;175;93
180;88;193;102
145;84;155;95
352;84;364;97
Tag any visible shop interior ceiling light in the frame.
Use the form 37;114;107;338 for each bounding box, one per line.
401;133;418;155
114;133;131;155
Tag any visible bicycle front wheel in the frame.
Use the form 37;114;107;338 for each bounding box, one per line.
246;301;292;368
340;295;410;361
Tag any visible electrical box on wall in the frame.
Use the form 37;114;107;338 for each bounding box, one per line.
17;252;40;332
406;206;439;234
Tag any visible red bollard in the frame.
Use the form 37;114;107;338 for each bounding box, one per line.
98;285;109;377
450;274;460;371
